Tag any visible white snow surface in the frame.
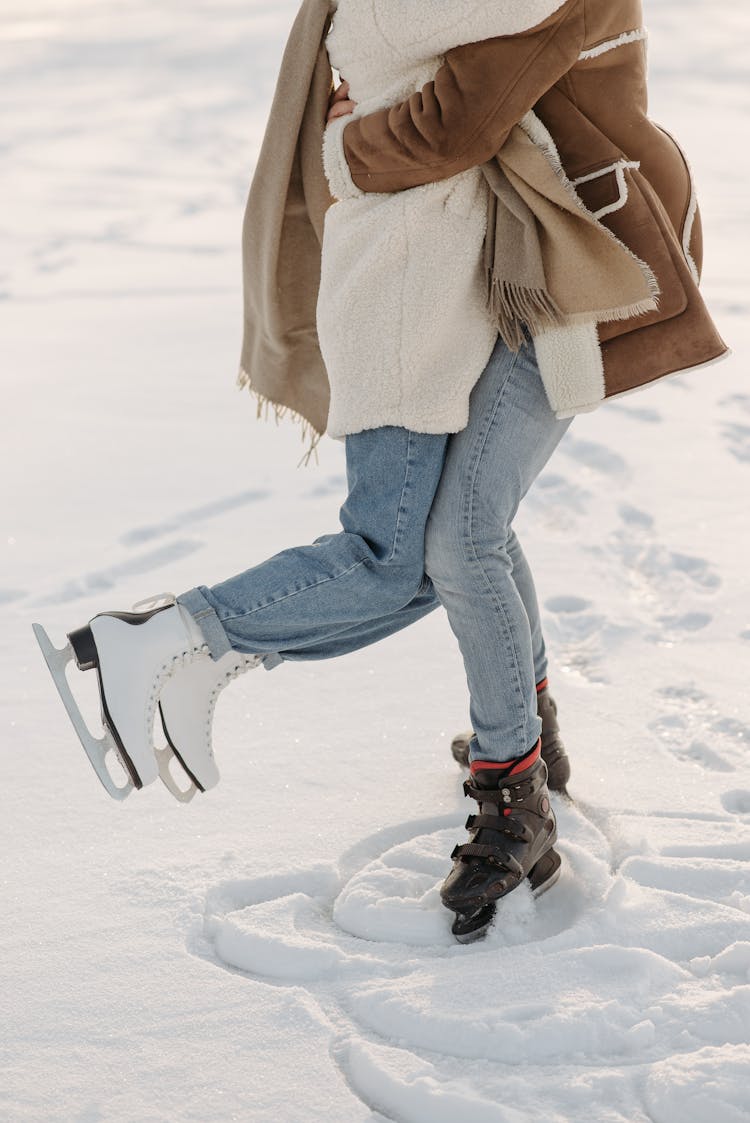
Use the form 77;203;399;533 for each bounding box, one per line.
2;1;750;1120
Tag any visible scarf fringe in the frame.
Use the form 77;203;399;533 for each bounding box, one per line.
237;366;323;467
517;110;663;311
488;276;564;351
562;294;659;327
484;123;661;346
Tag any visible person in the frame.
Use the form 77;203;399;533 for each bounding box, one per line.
34;0;726;943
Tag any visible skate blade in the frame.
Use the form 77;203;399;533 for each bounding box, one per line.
528;847;562;898
153;703;202;804
451;848;563;944
32;623;135;801
452;902;497;944
154;744;199;804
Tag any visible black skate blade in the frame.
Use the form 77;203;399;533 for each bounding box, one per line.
528;848;562;897
450;735;471;769
451;902;497;944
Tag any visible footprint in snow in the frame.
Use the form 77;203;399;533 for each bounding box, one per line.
718;394;750;464
542;594;631;684
650;684;750;775
721;790;750;816
721;421;750;464
618;503;654;529
524;471;592;533
654;610;713;640
606;402;664;424
720;393;750;416
560;435;629;478
607;503;721;634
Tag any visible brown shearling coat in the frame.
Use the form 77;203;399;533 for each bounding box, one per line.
339;0;728;402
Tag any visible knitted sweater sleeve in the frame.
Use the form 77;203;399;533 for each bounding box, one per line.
334;0;584;194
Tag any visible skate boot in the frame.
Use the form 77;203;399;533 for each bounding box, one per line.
450;681;571;795
535;685;570;795
156;644;261;799
33;595;259;802
441;741;561;943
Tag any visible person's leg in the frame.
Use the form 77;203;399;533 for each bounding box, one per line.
38;425;449;802
424;333;572;764
268;529;547;667
274;578;441;661
506;529;549;688
178;425;449;665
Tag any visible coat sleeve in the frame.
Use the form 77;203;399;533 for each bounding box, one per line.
322;0;584;199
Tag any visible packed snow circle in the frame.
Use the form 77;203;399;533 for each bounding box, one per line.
3;1;749;1121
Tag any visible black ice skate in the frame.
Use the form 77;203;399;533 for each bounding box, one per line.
441;742;561;943
33;595;259;802
450;682;571;795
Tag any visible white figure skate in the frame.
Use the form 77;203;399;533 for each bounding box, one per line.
156;644;261;799
33;595;259;802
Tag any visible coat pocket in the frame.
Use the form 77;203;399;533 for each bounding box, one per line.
572;159;641;220
597;166;689;343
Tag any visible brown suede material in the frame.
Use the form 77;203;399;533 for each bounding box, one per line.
339;0;728;401
600;173;727;398
535;85;726;380
342;0;585;191
596;168;687;343
582;0;643;46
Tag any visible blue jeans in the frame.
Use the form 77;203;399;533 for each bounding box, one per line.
178;335;572;762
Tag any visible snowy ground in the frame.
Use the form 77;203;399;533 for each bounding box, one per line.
2;2;749;1120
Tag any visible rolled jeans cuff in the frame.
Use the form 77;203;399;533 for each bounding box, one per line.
177;588;284;669
176;588;233;659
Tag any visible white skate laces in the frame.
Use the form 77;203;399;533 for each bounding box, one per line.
131;592;178;612
204;653;263;739
136;598;213;726
134;596;264;791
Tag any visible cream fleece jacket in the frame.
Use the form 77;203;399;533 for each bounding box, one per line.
318;0;569;437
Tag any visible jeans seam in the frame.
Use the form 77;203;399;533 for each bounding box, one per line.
218;556;369;625
463;352;530;750
388;429;414;563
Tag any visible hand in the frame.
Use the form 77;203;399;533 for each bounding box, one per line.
327;78;357;123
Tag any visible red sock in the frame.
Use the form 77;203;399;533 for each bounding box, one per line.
470;737;541;777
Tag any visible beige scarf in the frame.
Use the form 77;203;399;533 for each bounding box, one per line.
238;0;334;453
238;0;656;450
480;123;658;349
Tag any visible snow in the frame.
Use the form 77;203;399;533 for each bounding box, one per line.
1;1;749;1120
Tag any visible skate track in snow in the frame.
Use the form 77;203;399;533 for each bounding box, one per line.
194;785;750;1122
